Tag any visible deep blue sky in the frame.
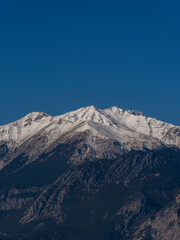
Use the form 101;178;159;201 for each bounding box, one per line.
0;0;179;125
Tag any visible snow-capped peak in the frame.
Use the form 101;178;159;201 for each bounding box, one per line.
22;112;51;121
0;106;179;152
58;105;113;126
0;112;52;147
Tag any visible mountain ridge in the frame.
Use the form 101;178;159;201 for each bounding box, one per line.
0;105;179;149
0;106;180;239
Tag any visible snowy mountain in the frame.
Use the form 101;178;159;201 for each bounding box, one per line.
0;106;180;240
0;105;179;150
0;105;179;169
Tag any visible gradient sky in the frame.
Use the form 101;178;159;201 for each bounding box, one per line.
0;0;180;125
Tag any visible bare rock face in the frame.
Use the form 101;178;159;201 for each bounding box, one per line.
151;203;180;240
130;196;180;240
0;187;44;211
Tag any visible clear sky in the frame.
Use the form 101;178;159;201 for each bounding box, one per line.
0;0;179;125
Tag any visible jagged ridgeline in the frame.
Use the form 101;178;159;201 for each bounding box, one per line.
0;106;180;240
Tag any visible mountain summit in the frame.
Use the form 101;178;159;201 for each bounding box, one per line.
0;106;179;164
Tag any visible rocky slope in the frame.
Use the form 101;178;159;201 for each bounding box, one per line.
0;106;179;240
